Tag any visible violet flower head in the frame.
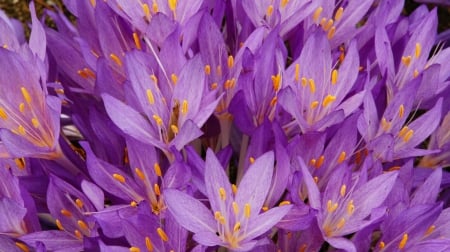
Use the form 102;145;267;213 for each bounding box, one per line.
165;150;291;251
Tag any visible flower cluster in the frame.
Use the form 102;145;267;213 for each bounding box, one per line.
0;0;450;251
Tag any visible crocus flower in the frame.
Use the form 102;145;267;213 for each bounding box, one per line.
279;30;363;133
165;150;291;251
300;157;398;252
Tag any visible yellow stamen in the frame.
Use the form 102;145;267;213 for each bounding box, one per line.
338;151;346;164
262;206;269;212
336;218;346;229
310;159;317;166
227;55;234;68
379;241;385;249
14;158;25;170
319;17;327;27
398;233;408;249
313;7;323;22
130;201;138;207
17;125;26;135
15;242;29;252
381;117;391;132
204;65;211;75
113;173;126;183
152;114;163;126
308;79;316;93
347;200;355;215
75;198;84;209
0;107;7;120
168;0;177;12
231;184;237;195
145;236;154;251
170;73;178;85
403;129;414;142
77;220;89;231
2;44;7;49
327;200;338;213
281;0;289;8
170;124;179;135
323;19;334;32
340;184;346;197
232;202;239;215
219;187;226;201
331;69;338;85
146;89;155;105
31;118;40;128
135;167;146;180
110;53;122;67
77;70;88;79
249;157;255;164
398;105;405;119
322;95;336;107
89;0;96;7
84;68;96;78
413;69;419;78
55;219;64;230
401;56;411;66
339;52;345;63
294;64;300;82
270;96;278;107
398;126;409;138
214;211;222;220
272;74;281;92
415;43;421;58
313;176;319;184
425;225;435;236
130;247;140;252
181;99;188;115
157;227;169;242
21;87;32;104
233;222;241;232
154;183;161;196
61;209;72;217
74;229;82;239
244;203;251;218
133;32;141;50
266;5;274;17
327;26;336;39
334;7;344;21
309;101;319;109
142;3;150;20
315;155;325;168
150;74;158;84
301;77;307;87
154;163;162;177
152;2;159;13
279;201;291;206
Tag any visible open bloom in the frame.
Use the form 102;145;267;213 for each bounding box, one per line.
165;150;291;251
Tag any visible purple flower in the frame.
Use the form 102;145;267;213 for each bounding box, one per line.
165;150;291;250
279;30;364;133
0;45;61;159
300;157;398;251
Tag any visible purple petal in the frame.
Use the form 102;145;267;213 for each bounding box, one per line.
245;205;292;241
411;168;442;205
20;231;82;252
164;189;216;234
204;149;233;212
236;151;274;215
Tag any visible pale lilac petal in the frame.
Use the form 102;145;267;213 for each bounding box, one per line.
164;189;216;234
245;205;292;241
236;151;274;215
